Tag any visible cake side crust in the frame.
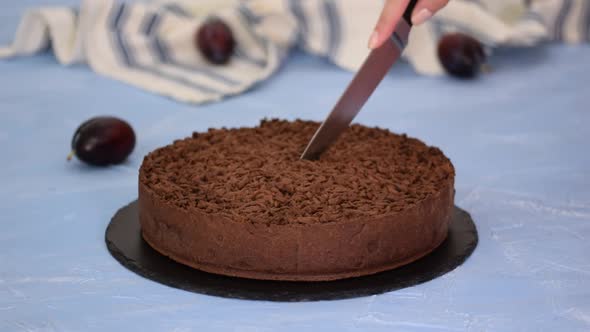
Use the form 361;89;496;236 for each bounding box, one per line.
138;179;454;281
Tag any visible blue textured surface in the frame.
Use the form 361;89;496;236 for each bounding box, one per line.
1;2;590;331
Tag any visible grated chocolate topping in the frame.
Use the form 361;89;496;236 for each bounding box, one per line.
139;119;455;225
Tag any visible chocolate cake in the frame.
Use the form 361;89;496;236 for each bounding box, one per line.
138;119;455;281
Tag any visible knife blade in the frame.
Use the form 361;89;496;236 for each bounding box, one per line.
301;0;417;160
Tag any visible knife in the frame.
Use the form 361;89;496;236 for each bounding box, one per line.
301;0;418;160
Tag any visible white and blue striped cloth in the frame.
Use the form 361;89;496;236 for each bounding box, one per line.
1;0;588;104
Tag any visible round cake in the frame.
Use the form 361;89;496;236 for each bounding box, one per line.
138;119;455;281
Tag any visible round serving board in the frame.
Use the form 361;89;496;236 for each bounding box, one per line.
106;201;478;302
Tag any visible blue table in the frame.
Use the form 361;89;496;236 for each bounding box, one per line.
1;1;589;331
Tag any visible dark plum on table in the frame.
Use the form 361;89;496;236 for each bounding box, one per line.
68;116;136;166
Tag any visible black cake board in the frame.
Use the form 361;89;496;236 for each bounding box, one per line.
106;201;478;302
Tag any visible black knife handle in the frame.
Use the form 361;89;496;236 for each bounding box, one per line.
403;0;419;25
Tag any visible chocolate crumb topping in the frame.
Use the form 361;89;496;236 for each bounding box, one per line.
139;119;454;225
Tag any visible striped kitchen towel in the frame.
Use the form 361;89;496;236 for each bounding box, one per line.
0;0;588;104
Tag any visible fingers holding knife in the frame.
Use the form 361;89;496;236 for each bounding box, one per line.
368;0;450;49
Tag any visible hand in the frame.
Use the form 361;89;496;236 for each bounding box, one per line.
368;0;450;49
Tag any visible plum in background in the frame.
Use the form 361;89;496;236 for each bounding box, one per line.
196;19;236;65
437;33;487;79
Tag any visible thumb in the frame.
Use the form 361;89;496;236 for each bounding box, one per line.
368;0;410;49
411;0;450;25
